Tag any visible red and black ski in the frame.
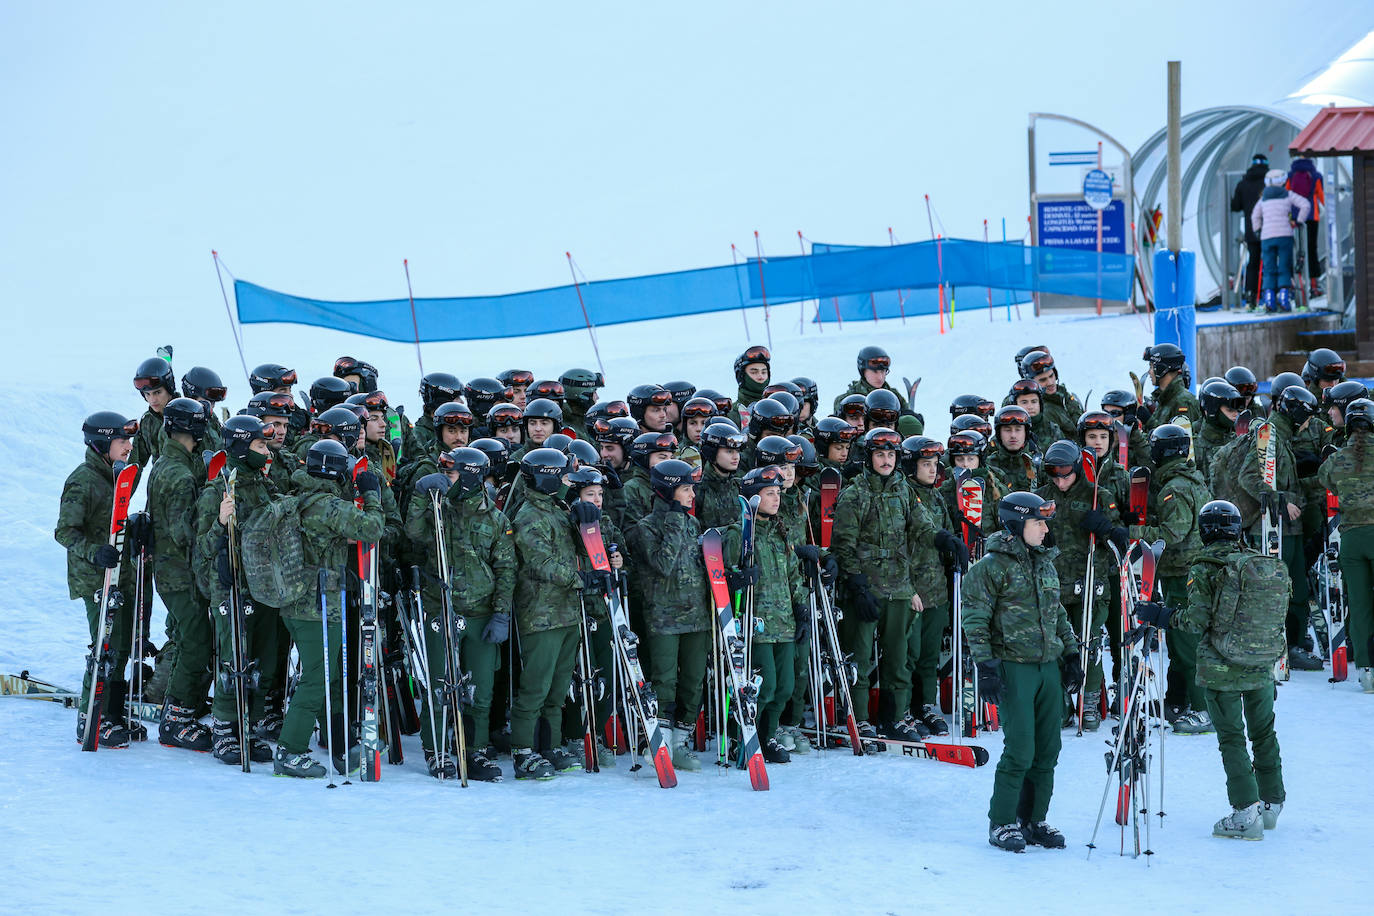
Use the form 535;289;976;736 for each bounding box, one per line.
353;458;384;782
818;467;841;549
80;461;139;751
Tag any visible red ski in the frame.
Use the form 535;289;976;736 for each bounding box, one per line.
80;461;139;751
818;467;841;549
702;529;768;790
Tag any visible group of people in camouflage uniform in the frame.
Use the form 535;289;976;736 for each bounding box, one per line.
56;336;1374;848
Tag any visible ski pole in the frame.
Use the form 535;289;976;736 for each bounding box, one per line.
319;571;338;788
339;568;351;784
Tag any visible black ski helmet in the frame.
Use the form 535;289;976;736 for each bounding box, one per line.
1041;440;1083;478
309;376;353;413
1270;372;1305;398
856;345;891;374
333;356;378;393
543;433;574;455
1018;349;1056;381
247;391;295;420
486;403;524;432
733;345;771;385
519;447;569;495
312;406;362;449
630;431;678;470
787;434;819;474
434;402;475;432
663;380;697;407
1224;366;1258;400
181;366;226;403
462;377;508;418
790;377;819;415
863;389;901;428
814;416;860;450
522;397;564;427
343;392;375;422
559;368;604;408
950;394;996;419
649;458;699;501
696;389;733;416
1324;380;1370;418
1274;385;1319;427
747;398;794;438
1343;398;1374;433
1301;348;1346;385
82;411;138;454
679;396;719;425
305;439;353;481
1198;500;1244;544
765;390;800;420
626;384;672;425
1200;380;1244;421
862;427;902;469
1013;345;1048;371
568;438;600;469
1100;389;1137;416
1008;378;1044;407
951;413;993;439
595;416;641;452
1075;411;1117;450
755;435;803;466
420;372;464;414
1144;343;1186;376
224;414;269;460
162;397;209;440
837;393;868;424
899;435;944;478
529;379;566;405
699;422;746;466
496;368;535;390
947;429;987;459
565;465;607;498
469;437;510;481
997;491;1056;537
993;405;1031;432
1149;423;1191;464
133;356;176;395
248;363;297;395
447;446;490;497
739;464;785;498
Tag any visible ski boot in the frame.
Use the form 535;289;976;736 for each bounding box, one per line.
1019;820;1067;849
512;748;556;780
158;699;213;752
918;704;950;737
76;714;130;749
1277;288;1293;313
545;743;583;773
780;724;812;755
1213;802;1264;840
855;720;884;754
1261;289;1276;313
212;719;273;765
425;749;458;780
252;690;285;741
1360;668;1374;693
465;747;504;782
1081;691;1101;732
1287;646;1324;671
122;716;149;743
273;746;326;778
763;736;790;764
1172;709;1214;735
775;726;797;751
883;715;927;743
1261;801;1283;830
672;723;702;772
1163;703;1186;726
988;822;1027;853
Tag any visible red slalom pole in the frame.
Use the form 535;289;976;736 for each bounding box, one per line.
402;259;425;377
566;252;606;378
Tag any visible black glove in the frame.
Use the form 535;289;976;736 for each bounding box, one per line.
415;473;450;496
1061;652;1084;690
481;612;510;645
216;546;234;588
793;603;811;644
569;501;601;526
845;572;881;622
579;569;611;594
934;529;970;574
1134;402;1153;426
1134;599;1173;629
794;544;821;578
94;544;120;569
126;512;154;556
820;554;839;589
1107;526;1130;557
288;408;310;434
976;659;1004;705
1079;509;1114;539
725;565;760;592
597;465;623;490
1119;508;1140;526
1295;451;1321;477
354;470;381;495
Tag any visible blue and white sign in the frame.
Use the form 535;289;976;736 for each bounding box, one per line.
1082;168;1113;210
1036;199;1126;252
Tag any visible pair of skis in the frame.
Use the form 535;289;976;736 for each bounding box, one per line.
952;468;997;741
1321;487;1348;682
354;458;385;782
79;462;138;751
1254;420;1288;682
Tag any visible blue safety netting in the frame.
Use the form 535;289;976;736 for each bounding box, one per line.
234;238;1134;342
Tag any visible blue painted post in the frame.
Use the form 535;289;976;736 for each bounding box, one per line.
1153;248;1197;380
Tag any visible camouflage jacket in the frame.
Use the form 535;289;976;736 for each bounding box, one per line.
403;485;515;619
909;480;951;607
1146;376;1201;433
1238;414;1304;514
627;502;713;635
1041;386;1084;441
1034;473;1121;603
832;376;909;414
620;475;654;527
723;511;806;644
779;485;809;549
831;468;926;601
54;450;137;601
1132;457;1210;578
283;472;384;621
1175;542;1285;691
960;531;1075;665
131;407;164;468
192;456;281;606
1318;432;1374;529
409;415;439;462
511;490;583;635
939;466;1003;537
986;442;1039;493
1194;415;1233;484
146;430;204;594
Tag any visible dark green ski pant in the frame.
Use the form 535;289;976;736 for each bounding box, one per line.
1339;525;1374;668
418;611;500;755
511;625;578;750
988;660;1063;826
210;599;280;723
278;615;342;754
1161;575;1207;712
1203;685;1285;808
1281;533;1312;650
842;597;913;722
647;630;711;726
754;640;795;741
156;584;213;707
909;601;949;712
79;594;131;714
786;631;812;727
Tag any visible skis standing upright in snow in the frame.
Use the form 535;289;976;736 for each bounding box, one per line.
80;461;138;751
353;458;384;782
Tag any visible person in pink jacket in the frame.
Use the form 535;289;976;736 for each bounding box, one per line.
1251;168;1311;312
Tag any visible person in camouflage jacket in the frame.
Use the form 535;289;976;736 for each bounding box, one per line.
961;492;1081;851
696;422;746;532
274;444;384;777
1318;409;1374;677
987;407;1040;493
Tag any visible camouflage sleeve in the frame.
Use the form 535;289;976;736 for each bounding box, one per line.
403;490;433;545
905;492;938;592
514;511;581;590
829;487;865;576
1316;453;1339;494
489;514;516;616
53;471;100;564
1134;481;1195;551
192;481;226;574
959;558;999;663
154;468;199;555
1175;559;1218;636
315;491;385;544
1236;443;1267;505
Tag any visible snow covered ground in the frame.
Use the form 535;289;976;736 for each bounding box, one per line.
4;301;1372;913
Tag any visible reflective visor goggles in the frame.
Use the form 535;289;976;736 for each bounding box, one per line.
754;465;785;486
106;419;141;438
1318;361;1347;380
1231;382;1258;398
1025;354;1054;376
1034;500;1057;519
1043;463;1077;479
488;409;523;429
642;390;673;408
866;408;899;426
866;429;902;450
437;410;475;428
773;444;804;463
831;425;861;443
361;391;389;412
682;402;717;419
1078;413;1115;432
276;368;299;387
602;400;630;418
531;381;564;399
758;412;794;431
133;376;168;392
1100;406;1126;419
259;393;296;414
860;355;891;371
742;345;771;364
506;370;535;388
709;395;733;414
839;401;867;419
909;442;945;460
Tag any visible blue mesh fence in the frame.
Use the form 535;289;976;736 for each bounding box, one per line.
234;238;1134;342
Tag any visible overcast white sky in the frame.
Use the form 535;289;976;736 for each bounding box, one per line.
3;0;1367;336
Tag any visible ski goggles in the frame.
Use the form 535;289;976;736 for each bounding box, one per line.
531;380;565;400
838;401;867;421
1043;463;1078;479
681;401;718;420
865;407;900;427
1034;500;1057;519
994;407;1030;427
504;370;535;388
1314;360;1347;381
1023;353;1055;376
487;408;523;429
864;428;903;451
827;424;861;443
740;345;771;365
860;354;891;372
600;400;630;419
97;419;141;438
905;440;945;460
764;442;805;464
133;375;172;393
1009;379;1043;400
1078;412;1115;433
360;391;390;412
639;389;673;408
755;411;794;432
947;432;985;455
256;392;296;415
641;433;680;452
752;465;786;486
1230;381;1258;399
706;394;733;415
436;408;475;428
